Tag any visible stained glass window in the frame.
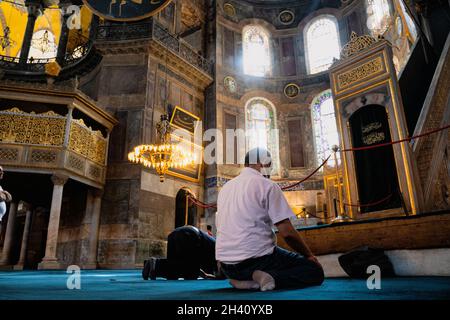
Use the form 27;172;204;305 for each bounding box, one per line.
305;16;341;74
243;26;271;77
312;90;340;167
366;0;391;36
246;98;279;174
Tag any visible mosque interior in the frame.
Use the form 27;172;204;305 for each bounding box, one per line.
0;0;449;292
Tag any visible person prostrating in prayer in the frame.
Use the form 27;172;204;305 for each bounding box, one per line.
142;225;224;280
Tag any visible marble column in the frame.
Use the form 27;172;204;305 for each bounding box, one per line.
0;203;18;267
38;175;68;270
83;189;103;269
64;106;74;147
14;210;33;270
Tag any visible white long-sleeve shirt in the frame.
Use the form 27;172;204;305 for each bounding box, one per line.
216;167;295;263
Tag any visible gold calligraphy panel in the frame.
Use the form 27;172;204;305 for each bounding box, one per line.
0;108;66;146
337;56;385;91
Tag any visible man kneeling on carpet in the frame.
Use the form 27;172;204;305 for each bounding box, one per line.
142;225;224;280
216;148;324;291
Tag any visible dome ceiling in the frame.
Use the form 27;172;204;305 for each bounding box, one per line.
224;0;343;29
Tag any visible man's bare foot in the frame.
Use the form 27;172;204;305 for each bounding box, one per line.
229;279;260;290
252;270;276;292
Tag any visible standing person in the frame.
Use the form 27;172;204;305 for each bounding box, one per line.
142;225;222;280
0;166;12;222
216;148;324;291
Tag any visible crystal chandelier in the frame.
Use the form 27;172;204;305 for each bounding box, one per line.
128;114;196;183
128;46;196;182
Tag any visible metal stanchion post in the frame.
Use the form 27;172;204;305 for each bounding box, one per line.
331;145;353;223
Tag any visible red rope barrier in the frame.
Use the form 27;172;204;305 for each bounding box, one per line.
281;155;331;191
342;124;450;152
343;193;392;208
187;156;331;209
185;124;449;210
188;196;217;209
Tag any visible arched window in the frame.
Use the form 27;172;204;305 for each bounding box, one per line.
366;0;391;36
245;98;279;174
243;25;271;77
305;16;341;75
311;90;340;167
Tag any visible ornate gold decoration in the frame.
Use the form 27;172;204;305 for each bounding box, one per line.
223;3;236;17
284;83;300;98
362;122;383;134
341;32;378;59
45;61;62;77
128;114;196;182
279;10;295;25
224;76;237;93
337;56;384;89
363;132;386;145
0;108;66;146
68;119;107;165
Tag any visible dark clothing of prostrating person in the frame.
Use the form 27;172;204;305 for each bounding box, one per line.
144;226;218;280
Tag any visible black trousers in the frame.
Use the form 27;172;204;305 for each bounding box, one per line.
155;259;200;280
220;247;324;289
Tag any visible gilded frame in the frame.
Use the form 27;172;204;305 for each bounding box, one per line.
168;106;202;183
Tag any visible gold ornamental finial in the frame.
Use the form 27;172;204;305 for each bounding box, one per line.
45;61;62;77
340;31;378;59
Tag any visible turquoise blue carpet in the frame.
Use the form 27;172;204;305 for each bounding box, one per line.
0;270;449;300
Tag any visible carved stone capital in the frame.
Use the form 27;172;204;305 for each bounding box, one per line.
51;174;68;186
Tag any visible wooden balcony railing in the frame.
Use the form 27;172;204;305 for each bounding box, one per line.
0;108;108;184
96;20;213;75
